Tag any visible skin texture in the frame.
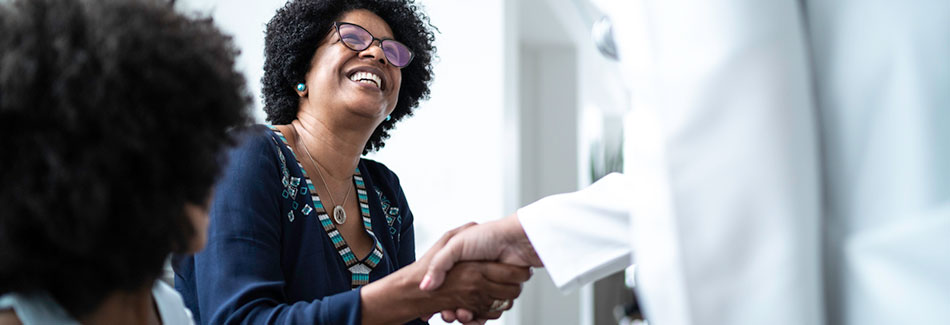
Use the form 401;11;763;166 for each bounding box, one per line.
300;10;402;124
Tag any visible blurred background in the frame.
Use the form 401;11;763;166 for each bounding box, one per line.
177;0;635;323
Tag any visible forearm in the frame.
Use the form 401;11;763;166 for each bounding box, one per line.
493;213;541;268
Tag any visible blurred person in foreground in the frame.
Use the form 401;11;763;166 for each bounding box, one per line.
421;0;950;324
0;0;251;324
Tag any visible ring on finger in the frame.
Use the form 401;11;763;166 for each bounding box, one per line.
489;299;511;312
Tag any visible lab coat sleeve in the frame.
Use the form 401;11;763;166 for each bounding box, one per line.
517;173;634;293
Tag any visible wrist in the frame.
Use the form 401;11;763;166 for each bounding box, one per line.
361;265;430;324
363;261;464;324
496;212;542;267
500;213;526;240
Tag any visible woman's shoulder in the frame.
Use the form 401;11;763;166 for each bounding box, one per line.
221;125;285;164
213;124;287;182
229;124;281;152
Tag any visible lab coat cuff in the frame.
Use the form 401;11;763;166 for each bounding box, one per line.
519;199;631;294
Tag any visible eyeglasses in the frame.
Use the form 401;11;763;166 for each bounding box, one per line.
334;22;414;68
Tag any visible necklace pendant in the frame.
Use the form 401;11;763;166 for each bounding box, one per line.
333;205;347;224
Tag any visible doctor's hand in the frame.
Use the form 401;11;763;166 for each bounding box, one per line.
413;222;531;323
419;213;542;292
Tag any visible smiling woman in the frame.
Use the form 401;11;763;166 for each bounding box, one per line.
261;0;435;154
171;1;530;324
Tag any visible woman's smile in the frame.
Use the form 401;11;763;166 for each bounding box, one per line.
348;70;384;90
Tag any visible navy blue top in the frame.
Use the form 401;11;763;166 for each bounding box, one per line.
174;125;423;324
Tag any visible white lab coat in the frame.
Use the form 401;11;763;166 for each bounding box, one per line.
517;1;950;324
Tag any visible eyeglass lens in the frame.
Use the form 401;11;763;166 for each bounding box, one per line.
337;23;413;68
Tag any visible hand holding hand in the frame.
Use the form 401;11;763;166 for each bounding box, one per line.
420;213;542;292
361;221;535;324
415;222;531;322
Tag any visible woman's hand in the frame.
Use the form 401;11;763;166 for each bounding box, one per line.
417;214;541;324
422;261;527;320
414;223;530;321
360;223;531;324
420;214;542;291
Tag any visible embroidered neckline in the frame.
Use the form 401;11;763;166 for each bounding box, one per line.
268;125;384;288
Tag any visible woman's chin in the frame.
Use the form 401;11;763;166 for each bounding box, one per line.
339;100;391;120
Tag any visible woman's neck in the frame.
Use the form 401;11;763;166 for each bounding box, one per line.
78;285;160;325
291;113;368;181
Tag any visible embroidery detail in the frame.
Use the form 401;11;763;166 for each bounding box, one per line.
287;211;295;222
376;189;402;240
272;134;302;210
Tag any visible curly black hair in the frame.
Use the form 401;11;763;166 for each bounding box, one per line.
262;0;436;154
0;0;251;318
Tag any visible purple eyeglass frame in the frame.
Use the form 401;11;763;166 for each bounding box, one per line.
333;22;414;68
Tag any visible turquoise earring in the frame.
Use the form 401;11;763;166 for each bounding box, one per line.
296;83;307;92
385;115;392;121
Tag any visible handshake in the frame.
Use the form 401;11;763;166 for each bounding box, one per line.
362;214;543;324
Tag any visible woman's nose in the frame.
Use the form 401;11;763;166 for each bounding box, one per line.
358;42;388;66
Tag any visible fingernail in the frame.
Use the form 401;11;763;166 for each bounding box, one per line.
419;274;431;290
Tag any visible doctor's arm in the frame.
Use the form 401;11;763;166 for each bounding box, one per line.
421;173;634;292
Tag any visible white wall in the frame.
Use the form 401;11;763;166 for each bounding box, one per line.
516;44;584;325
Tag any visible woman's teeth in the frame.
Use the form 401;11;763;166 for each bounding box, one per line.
349;71;381;89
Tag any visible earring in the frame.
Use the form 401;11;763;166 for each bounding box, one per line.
385;115;392;121
296;83;307;92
